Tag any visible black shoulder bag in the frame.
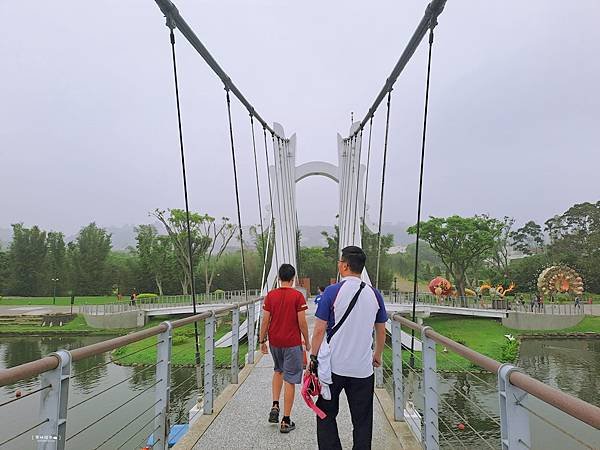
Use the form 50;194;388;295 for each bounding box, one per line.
326;282;365;344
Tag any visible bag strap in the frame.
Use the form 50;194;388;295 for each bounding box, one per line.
327;282;365;344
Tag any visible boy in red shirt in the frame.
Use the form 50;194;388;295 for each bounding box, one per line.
259;264;310;433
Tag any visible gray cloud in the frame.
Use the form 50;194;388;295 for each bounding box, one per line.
1;0;598;236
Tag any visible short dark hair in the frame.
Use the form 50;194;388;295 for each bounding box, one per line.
278;264;296;282
341;246;366;274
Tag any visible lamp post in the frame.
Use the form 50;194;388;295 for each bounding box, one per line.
393;277;398;303
51;278;59;305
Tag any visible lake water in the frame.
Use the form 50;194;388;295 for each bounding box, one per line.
0;335;230;450
398;337;600;450
1;335;598;450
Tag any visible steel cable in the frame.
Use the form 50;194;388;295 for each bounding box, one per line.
66;379;162;442
263;127;279;273
0;385;49;408
167;26;202;368
117;416;160;450
410;24;435;363
70;340;162;380
92;400;160;450
133;424;161;450
0;418;48;447
224;88;250;303
429;385;497;450
375;90;392;288
68;360;161;411
361;116;374;234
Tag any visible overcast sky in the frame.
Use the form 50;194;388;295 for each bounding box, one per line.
1;0;599;236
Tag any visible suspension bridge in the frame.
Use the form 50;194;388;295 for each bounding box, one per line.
1;0;599;449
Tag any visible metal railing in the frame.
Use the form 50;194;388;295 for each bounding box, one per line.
80;290;262;316
380;313;600;449
382;292;590;316
0;297;263;450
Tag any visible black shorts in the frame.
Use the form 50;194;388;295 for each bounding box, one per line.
270;345;303;384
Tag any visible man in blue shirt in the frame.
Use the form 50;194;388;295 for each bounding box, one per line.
308;246;387;449
314;286;325;305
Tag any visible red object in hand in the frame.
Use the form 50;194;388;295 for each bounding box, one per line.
457;423;465;430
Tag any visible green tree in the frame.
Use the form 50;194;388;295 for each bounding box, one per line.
408;216;503;296
46;231;66;295
0;245;10;295
489;217;514;283
298;247;336;293
510;220;544;255
8;224;48;295
199;217;237;294
135;224;174;296
544;201;600;293
69;223;112;295
153;209;212;294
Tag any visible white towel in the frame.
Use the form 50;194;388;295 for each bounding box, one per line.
317;341;332;400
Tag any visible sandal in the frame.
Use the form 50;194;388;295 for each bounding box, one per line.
268;406;280;423
280;420;296;433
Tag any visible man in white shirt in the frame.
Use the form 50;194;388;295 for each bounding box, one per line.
308;246;387;450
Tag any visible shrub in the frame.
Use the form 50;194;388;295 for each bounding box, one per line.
500;339;519;363
136;293;158;299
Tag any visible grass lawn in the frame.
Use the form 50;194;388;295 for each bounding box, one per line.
383;315;600;372
112;316;248;367
0;295;119;306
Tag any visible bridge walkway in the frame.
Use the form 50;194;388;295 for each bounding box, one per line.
176;306;418;450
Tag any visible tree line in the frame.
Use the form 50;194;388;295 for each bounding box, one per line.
1;200;596;297
407;201;600;295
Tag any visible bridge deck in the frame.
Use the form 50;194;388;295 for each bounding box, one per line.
176;305;417;449
186;352;403;449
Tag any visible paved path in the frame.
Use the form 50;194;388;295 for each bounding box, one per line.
0;305;77;315
193;352;400;450
193;303;401;449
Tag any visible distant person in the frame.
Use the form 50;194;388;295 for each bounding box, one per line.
314;286;325;305
130;291;137;306
309;246;387;450
258;264;310;433
530;294;536;312
575;296;581;310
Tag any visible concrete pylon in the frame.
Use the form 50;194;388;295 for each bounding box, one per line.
263;122;370;295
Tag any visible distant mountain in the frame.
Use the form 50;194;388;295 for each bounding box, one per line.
0;221;413;251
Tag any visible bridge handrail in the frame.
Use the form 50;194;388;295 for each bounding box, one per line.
392;313;600;430
0;298;259;387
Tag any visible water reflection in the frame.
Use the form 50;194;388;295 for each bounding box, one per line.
390;337;600;450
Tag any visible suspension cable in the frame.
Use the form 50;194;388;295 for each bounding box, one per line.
361;116;374;234
249;115;267;290
167;25;201;367
263;127;279;275
410;26;435;363
225;89;249;301
352;129;364;242
375;90;393;288
271;134;287;265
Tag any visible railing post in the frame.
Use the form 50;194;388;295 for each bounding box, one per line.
247;300;256;364
204;313;215;414
153;321;173;450
231;306;240;384
498;364;531;450
391;320;404;421
38;350;71;450
421;326;439;450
